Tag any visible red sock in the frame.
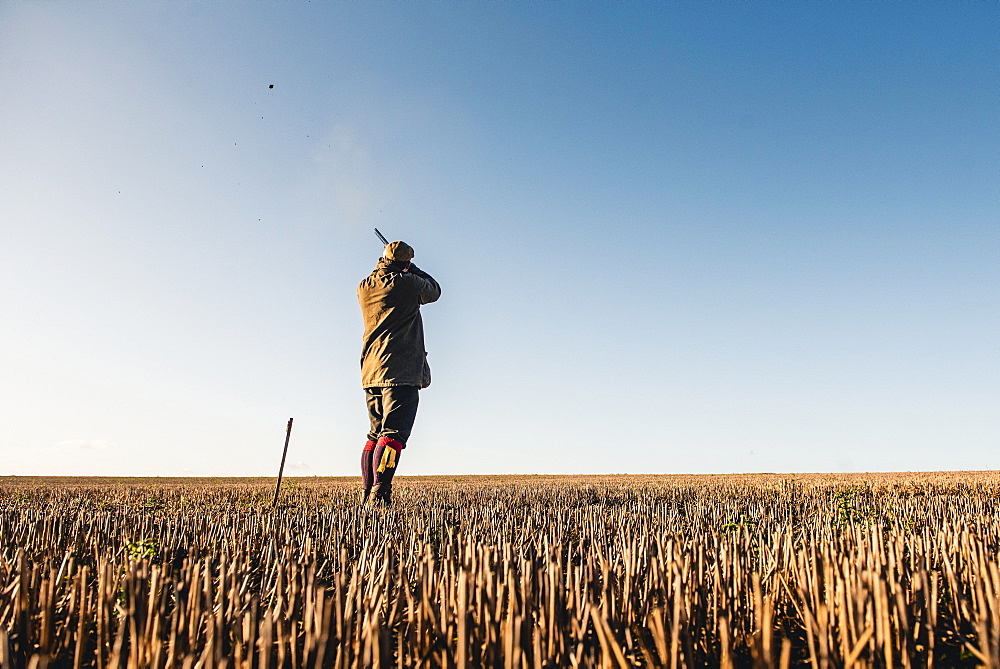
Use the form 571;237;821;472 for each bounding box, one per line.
361;440;376;490
373;437;404;486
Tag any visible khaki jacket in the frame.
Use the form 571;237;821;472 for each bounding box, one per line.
358;259;441;388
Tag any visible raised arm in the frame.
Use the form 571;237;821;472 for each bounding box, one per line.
407;265;441;304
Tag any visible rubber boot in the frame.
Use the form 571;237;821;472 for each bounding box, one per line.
369;482;392;507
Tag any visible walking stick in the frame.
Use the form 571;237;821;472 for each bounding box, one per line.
271;417;294;508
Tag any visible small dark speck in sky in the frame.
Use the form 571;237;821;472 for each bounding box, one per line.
268;84;274;89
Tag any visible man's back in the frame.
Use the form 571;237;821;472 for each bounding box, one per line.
358;258;441;389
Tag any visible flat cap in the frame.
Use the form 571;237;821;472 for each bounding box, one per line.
384;241;414;262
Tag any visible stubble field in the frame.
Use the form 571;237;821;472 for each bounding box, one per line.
1;472;998;668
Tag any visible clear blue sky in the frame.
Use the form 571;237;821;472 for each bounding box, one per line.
1;1;997;476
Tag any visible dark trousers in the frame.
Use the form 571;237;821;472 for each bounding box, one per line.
365;386;420;445
362;386;419;495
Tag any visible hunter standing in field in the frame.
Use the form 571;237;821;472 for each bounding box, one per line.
357;240;441;506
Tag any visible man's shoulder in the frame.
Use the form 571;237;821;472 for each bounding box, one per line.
359;269;418;294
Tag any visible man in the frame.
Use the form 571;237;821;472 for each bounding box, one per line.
357;240;441;506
